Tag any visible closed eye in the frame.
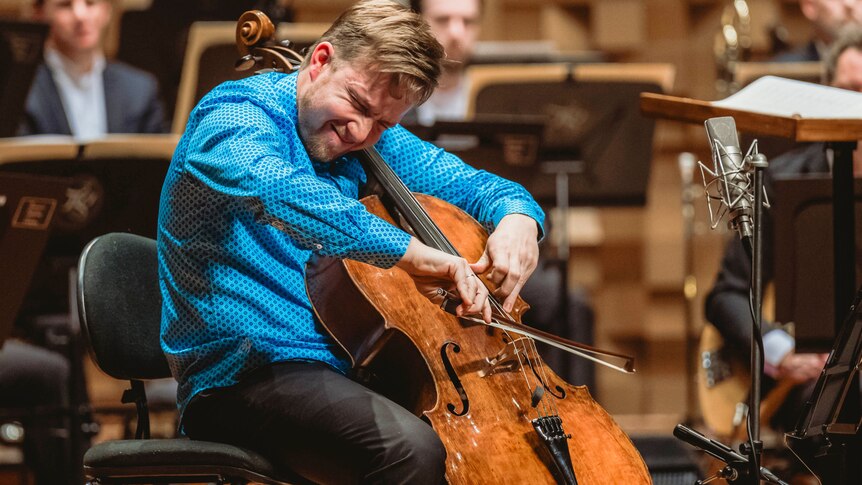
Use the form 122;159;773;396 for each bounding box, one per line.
346;88;371;116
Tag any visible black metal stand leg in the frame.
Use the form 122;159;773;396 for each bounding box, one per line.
542;161;584;383
744;155;769;484
824;141;860;485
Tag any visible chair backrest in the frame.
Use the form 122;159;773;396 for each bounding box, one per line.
77;232;170;381
733;61;823;88
465;62;676;117
172;21;328;134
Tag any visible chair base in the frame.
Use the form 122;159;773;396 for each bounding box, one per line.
83;439;301;485
84;464;289;484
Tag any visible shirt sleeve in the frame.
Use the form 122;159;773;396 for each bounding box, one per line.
763;329;795;368
181;100;411;268
375;125;545;239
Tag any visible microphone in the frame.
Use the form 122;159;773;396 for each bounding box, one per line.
702;117;754;246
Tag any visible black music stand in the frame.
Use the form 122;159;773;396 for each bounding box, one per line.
0;172;69;346
773;175;862;353
786;284;862;484
0;20;48;138
406;116;546;175
1;149;172;272
474;80;660;207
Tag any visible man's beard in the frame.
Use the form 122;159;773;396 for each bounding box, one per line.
297;93;335;162
303;133;332;163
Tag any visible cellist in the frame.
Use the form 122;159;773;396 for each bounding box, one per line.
158;0;544;483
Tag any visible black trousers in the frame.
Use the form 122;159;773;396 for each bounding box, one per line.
183;361;446;484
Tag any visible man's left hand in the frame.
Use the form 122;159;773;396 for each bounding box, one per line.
470;213;540;313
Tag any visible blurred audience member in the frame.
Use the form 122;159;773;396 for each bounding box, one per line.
18;0;166;139
408;0;480;126
774;0;862;61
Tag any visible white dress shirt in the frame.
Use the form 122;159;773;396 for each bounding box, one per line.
415;74;471;126
44;47;108;142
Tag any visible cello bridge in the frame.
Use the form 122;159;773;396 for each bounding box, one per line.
479;340;524;377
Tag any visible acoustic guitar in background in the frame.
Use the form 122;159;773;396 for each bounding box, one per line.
697;323;796;441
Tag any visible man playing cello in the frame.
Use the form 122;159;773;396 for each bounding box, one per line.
158;0;543;482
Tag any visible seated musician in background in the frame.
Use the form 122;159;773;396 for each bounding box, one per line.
18;0;166;139
406;0;480;126
705;27;862;431
159;1;544;483
774;0;862;62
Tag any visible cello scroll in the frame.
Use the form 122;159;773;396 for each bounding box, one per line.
234;10;304;73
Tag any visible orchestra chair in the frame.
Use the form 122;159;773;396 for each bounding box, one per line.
465;62;676;117
172;20;328;134
732;61;823;88
76;232;299;484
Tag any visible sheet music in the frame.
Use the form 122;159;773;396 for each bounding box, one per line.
712;75;862;119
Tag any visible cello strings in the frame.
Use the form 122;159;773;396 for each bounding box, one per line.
507;329;549;419
508;332;546;419
526;335;562;417
486;296;551;419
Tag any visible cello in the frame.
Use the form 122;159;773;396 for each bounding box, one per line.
235;11;652;484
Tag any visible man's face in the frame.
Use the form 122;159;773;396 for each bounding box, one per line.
421;0;480;66
801;0;862;44
833;46;862;92
36;0;111;58
297;44;414;162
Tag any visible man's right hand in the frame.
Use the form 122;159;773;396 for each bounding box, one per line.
776;353;829;383
396;238;492;323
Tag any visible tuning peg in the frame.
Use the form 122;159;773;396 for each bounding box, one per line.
235;54;262;72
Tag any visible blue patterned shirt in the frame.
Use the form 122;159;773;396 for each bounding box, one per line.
158;71;544;422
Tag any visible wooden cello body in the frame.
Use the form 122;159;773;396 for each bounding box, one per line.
307;194;652;484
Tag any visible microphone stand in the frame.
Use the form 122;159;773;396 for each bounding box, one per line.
680;135;781;485
744;151;769;484
706;149;769;485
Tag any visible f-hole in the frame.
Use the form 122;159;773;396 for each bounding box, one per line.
440;341;469;416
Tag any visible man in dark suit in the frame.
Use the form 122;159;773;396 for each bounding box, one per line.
774;0;862;62
18;0;165;138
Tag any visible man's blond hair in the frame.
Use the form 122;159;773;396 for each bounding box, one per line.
301;0;444;105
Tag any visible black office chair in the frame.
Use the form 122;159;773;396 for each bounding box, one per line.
76;232;297;484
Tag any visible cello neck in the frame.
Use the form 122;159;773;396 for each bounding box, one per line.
356;147;459;256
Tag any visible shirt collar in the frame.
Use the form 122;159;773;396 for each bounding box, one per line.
44;47;106;87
